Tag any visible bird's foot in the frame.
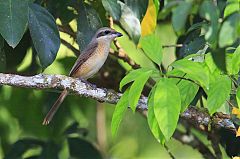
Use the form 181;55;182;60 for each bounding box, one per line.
79;78;97;89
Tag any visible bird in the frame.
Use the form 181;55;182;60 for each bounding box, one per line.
42;27;122;125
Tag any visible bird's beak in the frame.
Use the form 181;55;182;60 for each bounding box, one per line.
115;31;123;37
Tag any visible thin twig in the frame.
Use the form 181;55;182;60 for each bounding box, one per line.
58;24;76;39
164;144;175;159
173;129;216;159
163;44;183;48
60;39;79;57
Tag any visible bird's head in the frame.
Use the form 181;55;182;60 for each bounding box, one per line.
95;27;122;42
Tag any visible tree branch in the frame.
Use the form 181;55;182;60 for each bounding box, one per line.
0;73;236;133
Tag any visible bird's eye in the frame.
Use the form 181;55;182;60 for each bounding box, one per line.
104;30;111;35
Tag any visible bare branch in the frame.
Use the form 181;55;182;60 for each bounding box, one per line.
0;73;236;133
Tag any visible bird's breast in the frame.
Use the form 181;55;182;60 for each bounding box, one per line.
75;42;110;79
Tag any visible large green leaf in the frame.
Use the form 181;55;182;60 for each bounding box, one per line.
171;59;209;89
207;75;231;115
0;36;6;72
0;0;28;48
158;1;179;20
177;78;199;112
111;89;129;137
232;46;240;74
102;0;121;21
147;86;165;143
77;1;102;51
129;70;152;111
119;1;141;44
124;0;148;21
140;33;163;65
199;1;219;48
153;78;181;140
224;0;239;17
28;3;60;69
120;68;154;91
172;1;192;34
68;137;102;159
237;87;240;107
219;12;240;48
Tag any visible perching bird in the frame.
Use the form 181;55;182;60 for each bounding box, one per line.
42;27;122;125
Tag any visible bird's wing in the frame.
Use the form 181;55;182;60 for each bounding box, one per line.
69;40;98;77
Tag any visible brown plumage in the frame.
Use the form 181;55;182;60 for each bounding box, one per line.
42;27;122;125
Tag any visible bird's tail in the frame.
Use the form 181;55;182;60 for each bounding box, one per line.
42;89;68;125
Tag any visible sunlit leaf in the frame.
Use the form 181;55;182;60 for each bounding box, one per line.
171;59;209;89
28;3;60;69
111;89;129;137
236;87;240;108
0;0;28;48
172;1;192;34
219;12;240;47
207;75;231;115
119;1;141;44
154;78;181;140
129;70;152;111
147;86;165;144
232;46;240;74
141;0;157;36
102;0;121;21
140;33;163;65
177;78;199;112
120;68;152;91
224;0;239;18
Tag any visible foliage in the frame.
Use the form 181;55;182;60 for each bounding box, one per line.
0;0;239;158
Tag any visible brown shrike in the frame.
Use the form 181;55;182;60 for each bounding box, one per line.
42;27;122;125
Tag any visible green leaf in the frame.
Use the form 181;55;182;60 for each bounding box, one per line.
219;12;240;48
28;3;60;69
0;36;6;72
224;0;239;18
147;86;165;143
177;78;199;112
120;68;151;91
158;1;179;20
111;89;129;137
119;1;141;44
199;1;219;48
153;78;181;140
140;33;163;64
232;46;240;74
5;139;43;159
102;0;121;21
178;36;206;58
77;1;102;51
68;137;102;159
172;1;192;34
0;0;28;48
207;75;231;115
171;59;209;89
237;87;240;107
124;0;148;21
129;70;152;111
